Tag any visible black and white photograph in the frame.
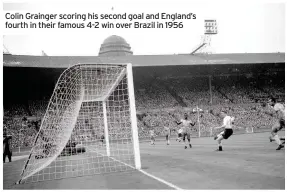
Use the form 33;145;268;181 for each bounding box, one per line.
2;0;285;190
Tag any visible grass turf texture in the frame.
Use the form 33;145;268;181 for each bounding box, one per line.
3;131;285;190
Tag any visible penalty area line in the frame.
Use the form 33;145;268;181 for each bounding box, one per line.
87;146;183;190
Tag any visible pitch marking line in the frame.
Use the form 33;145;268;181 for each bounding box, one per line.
12;155;29;161
87;146;183;190
138;169;183;190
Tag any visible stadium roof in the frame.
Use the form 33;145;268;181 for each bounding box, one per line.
3;53;285;68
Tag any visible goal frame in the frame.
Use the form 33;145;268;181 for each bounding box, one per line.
96;63;141;168
17;63;141;184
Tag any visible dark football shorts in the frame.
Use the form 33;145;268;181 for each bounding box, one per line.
178;133;182;137
165;134;170;140
182;133;190;141
222;129;233;139
279;118;285;128
272;119;285;134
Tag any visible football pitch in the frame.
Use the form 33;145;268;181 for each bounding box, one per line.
3;131;285;190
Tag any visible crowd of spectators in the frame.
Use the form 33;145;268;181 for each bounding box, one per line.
4;104;29;117
137;103;280;138
3;117;38;149
28;100;49;118
166;78;212;106
135;82;179;110
3;75;285;149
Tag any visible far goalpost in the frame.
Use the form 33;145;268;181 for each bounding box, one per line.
17;63;141;184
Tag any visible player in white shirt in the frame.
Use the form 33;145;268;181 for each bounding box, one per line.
176;128;183;142
175;113;196;149
213;111;235;151
267;97;285;150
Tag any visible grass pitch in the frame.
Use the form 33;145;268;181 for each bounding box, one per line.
3;131;285;189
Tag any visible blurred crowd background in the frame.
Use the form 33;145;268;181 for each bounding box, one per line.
4;74;284;151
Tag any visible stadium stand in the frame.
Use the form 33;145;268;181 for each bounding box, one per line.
3;52;285;150
3;75;284;148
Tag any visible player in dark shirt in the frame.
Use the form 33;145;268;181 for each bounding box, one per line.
175;113;196;149
3;129;12;163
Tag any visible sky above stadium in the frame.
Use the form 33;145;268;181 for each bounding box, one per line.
2;0;285;56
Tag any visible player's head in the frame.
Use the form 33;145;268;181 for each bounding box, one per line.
184;113;188;119
219;110;227;118
268;97;276;106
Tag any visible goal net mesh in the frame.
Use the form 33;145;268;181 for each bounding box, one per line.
18;64;138;184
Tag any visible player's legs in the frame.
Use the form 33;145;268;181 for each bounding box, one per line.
182;133;191;149
214;131;224;140
217;129;233;151
150;136;155;145
281;137;285;145
215;129;232;151
177;133;182;142
187;133;192;148
270;121;284;150
268;135;284;142
279;118;285;129
216;134;224;151
166;134;170;145
182;133;187;149
269;135;275;142
8;151;12;162
3;152;7;163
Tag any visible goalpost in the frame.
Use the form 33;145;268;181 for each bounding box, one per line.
17;63;141;184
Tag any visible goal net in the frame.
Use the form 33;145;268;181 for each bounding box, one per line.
17;63;141;184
